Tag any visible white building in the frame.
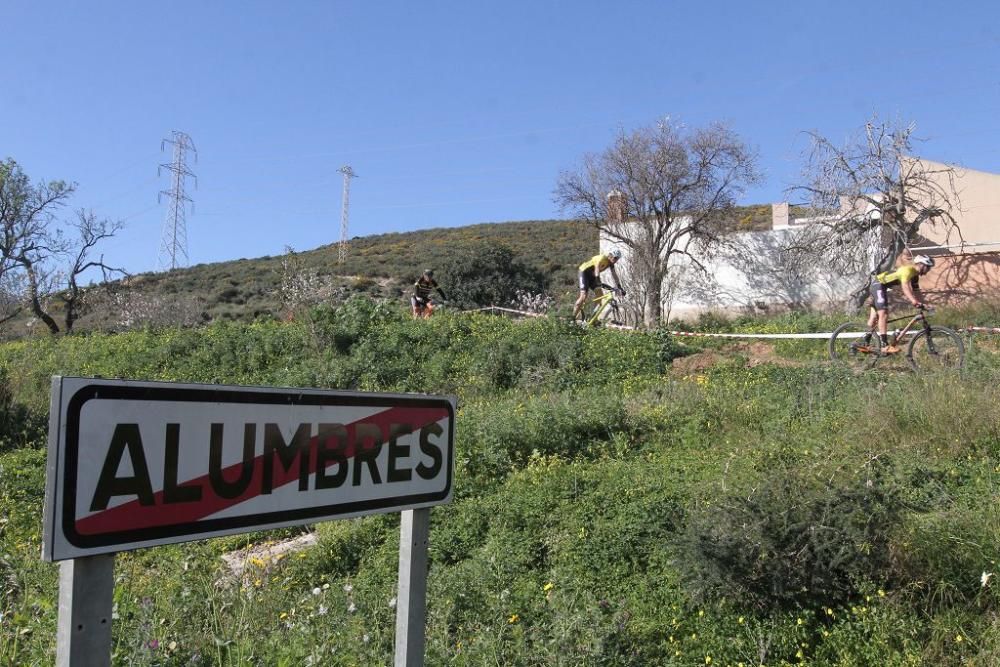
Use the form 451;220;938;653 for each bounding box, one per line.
600;203;880;321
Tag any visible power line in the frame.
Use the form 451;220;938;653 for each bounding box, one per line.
157;131;197;271
337;165;357;264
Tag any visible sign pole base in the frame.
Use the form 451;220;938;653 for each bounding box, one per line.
57;554;115;667
394;508;430;666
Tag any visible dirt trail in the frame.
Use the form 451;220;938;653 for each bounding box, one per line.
671;341;801;373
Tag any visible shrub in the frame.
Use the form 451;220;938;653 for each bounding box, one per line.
438;241;548;309
675;464;904;613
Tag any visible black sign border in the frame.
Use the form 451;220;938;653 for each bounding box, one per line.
61;382;454;551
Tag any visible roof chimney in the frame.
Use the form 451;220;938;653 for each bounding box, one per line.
772;202;790;230
606;190;626;224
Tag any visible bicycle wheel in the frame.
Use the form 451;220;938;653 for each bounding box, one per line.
829;321;881;370
907;326;964;372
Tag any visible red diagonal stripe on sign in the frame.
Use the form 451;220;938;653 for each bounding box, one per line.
75;405;449;535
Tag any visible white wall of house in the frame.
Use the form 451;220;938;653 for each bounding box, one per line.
601;216;878;321
597;157;1000;321
667;227;875;318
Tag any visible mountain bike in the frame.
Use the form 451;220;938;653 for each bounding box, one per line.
828;307;964;372
582;283;626;327
413;297;446;319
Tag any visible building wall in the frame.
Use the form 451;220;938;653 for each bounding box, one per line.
597;158;1000;321
600;225;875;321
916;252;1000;305
910;158;1000;248
667;228;873;318
905;158;1000;303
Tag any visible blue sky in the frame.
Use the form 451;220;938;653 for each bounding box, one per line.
2;0;998;275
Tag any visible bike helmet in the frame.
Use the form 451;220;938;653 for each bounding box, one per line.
423;269;434;277
609;249;622;260
913;255;934;268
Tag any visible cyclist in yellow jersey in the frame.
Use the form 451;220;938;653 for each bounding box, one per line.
864;254;935;354
573;249;625;321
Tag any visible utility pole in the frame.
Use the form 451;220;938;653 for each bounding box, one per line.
338;165;357;264
157;131;197;271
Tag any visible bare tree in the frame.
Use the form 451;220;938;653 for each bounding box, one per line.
60;210;127;332
555;119;761;325
278;245;338;319
791;117;961;307
0;158;126;333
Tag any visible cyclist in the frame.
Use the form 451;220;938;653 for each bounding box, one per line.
863;254;935;354
411;269;447;318
573;249;625;321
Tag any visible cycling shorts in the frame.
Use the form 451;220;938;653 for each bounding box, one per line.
411;295;428;308
869;281;889;311
578;268;599;292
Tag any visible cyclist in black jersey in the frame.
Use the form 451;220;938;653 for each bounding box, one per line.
411;269;447;318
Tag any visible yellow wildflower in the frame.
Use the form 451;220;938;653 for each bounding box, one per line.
508;614;519;624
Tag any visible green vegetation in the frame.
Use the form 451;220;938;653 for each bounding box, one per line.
1;219;599;338
2;299;999;665
439;241;549;310
1;206;809;338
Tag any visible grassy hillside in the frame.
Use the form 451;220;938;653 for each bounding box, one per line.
1;204;789;339
2;300;999;665
1;219;598;338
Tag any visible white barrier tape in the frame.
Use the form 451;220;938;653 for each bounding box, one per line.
461;306;545;318
666;326;1000;340
460;307;1000;338
667;330;851;340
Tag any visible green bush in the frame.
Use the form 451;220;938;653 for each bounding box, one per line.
438;241;548;309
675;446;904;614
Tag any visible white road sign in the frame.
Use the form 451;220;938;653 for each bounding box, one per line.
43;377;455;561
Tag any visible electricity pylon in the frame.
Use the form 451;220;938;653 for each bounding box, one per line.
337;165;357;264
157;131;197;271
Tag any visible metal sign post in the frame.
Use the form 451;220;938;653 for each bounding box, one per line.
395;508;430;666
56;554;115;667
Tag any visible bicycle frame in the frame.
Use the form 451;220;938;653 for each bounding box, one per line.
881;309;932;346
584;283;623;327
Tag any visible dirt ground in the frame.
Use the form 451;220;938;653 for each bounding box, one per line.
671;341;801;373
